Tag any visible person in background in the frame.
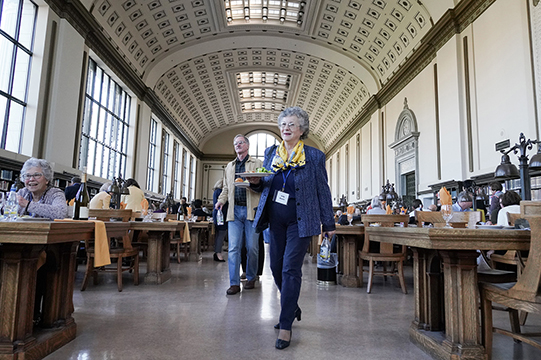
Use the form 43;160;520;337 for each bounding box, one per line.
409;199;423;224
64;176;81;205
335;210;343;222
215;134;262;295
452;191;473;212
488;182;503;224
16;158;67;220
428;204;438;211
249;107;335;350
178;197;189;216
366;196;386;214
191;199;209;220
496;191;522;226
120;178;145;211
212;179;228;262
89;182;112;209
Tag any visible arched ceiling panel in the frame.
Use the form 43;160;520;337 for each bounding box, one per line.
84;0;447;152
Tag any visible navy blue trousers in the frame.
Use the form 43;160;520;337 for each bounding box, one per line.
269;198;311;331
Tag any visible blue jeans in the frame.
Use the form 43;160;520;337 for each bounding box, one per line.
228;205;259;286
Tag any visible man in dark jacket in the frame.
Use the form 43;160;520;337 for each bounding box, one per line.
64;176;81;204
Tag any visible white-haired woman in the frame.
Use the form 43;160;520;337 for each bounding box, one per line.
367;196;386;214
249;106;335;349
16;157;67;220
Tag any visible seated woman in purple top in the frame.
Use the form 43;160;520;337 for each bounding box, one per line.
16;157;67;220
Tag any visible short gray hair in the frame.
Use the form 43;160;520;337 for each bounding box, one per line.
21;158;54;183
457;191;473;203
233;134;249;146
277;106;310;140
371;196;382;209
100;182;112;192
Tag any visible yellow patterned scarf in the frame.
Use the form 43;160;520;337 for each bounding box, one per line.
272;140;306;171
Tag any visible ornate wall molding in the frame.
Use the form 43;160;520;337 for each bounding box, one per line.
326;0;497;157
389;98;420;196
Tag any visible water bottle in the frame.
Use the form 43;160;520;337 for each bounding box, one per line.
319;234;330;261
216;209;224;226
6;184;18;221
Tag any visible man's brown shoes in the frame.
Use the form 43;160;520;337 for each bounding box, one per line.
244;279;256;289
226;285;241;295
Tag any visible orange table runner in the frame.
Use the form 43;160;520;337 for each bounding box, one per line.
55;219;111;267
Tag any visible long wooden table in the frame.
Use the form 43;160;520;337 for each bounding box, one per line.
0;220;95;360
364;226;531;360
129;221;177;284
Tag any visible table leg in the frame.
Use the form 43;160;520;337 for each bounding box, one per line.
144;232;172;284
0;243;77;360
409;249;486;360
188;228;201;261
339;235;361;287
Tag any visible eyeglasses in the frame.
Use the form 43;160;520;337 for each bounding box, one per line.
234;140;247;146
22;173;43;180
279;122;298;129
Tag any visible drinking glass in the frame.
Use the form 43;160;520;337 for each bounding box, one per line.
347;213;353;226
441;205;453;228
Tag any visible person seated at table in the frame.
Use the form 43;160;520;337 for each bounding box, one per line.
16;157;67;220
496;191;521;226
335;210;343;222
120;178;145;211
191;199;209;220
337;208;361;225
427;204;438;211
89;182;112;209
409;199;423;224
452;191;473;212
366;196;386;214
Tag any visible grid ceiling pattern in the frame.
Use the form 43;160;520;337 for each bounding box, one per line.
89;0;433;151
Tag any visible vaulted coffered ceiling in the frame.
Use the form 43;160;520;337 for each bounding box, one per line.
78;0;455;152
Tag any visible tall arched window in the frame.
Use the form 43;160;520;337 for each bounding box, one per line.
247;132;280;161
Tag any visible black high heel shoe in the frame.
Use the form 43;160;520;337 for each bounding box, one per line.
274;307;301;329
275;330;291;350
213;253;225;262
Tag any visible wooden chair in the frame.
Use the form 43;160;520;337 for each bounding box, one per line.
480;214;541;359
81;209;139;292
489;212;527;275
170;222;188;263
88;209;133;222
359;214;409;294
416;211;467;228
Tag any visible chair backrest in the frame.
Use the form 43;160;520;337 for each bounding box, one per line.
520;201;541;215
88;209;133;222
361;214;409;254
507;215;541;300
507;212;522;226
451;211;481;229
416;211;467;228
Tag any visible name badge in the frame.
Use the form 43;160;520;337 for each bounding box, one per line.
273;190;289;205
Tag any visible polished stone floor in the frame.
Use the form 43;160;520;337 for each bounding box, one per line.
45;246;541;360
